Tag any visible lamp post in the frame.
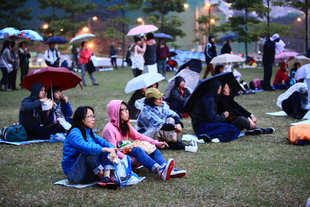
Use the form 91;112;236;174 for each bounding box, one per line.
88;16;97;31
137;17;144;25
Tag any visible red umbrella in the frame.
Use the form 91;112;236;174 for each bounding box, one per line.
20;66;82;91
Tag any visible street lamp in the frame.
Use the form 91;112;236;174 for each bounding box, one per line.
183;3;189;9
297;17;302;22
88;16;97;30
43;24;49;30
210;18;216;24
137;18;144;25
88;43;93;48
82;27;89;32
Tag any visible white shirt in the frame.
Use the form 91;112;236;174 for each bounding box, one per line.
44;49;60;64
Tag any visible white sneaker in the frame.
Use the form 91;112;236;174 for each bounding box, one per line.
170;168;186;178
50;133;66;142
158;158;174;180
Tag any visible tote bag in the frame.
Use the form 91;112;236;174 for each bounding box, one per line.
132;45;144;70
1;56;13;73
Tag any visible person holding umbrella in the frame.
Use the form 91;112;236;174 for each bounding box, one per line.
156;39;170;79
129;36;146;77
0;40;15;92
221;40;232;54
8;41;19;91
18;41;31;85
144;33;157;73
44;42;61;67
79;41;99;86
203;35;217;79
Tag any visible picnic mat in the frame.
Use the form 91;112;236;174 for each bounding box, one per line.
265;111;288;116
182;133;245;143
291;120;310;126
54;179;97;188
0;139;51;146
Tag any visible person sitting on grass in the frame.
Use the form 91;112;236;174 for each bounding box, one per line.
217;83;275;135
19;82;66;141
102;100;186;180
191;79;240;143
128;87;147;120
169;76;191;118
137;88;188;150
47;86;73;129
62;106;119;186
273;62;290;90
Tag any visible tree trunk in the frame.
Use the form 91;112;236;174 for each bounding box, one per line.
245;8;248;59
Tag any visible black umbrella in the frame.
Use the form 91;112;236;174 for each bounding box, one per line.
170;51;177;57
45;36;68;44
183;72;242;116
175;59;202;75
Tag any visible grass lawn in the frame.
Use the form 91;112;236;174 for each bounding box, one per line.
0;65;309;206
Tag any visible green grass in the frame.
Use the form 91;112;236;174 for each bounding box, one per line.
0;66;310;206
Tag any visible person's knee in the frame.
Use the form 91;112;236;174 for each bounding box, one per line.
166;117;175;125
170;135;178;143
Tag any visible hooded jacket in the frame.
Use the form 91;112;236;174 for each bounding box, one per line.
102;100;161;165
191;79;226;133
169;76;191;102
144;39;157;65
19;82;50;128
204;36;217;63
273;62;288;86
262;38;276;64
109;45;118;58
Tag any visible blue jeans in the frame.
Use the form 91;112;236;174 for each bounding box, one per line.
157;60;166;78
0;67;8;85
126;147;166;173
66;153;114;184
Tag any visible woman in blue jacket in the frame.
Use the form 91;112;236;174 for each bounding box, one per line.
62;106;118;185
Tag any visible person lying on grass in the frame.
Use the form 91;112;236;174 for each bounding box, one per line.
217;83;274;135
62;106;119;186
102;100;186;180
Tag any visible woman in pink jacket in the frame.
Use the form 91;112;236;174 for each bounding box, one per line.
102;100;186;181
79;41;99;86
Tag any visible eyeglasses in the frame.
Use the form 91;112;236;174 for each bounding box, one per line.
120;108;129;112
86;115;96;119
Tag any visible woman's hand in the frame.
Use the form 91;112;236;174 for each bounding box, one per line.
247;117;255;129
62;95;68;103
159;141;169;149
223;111;229;118
251;116;257;124
104;148;117;160
175;124;182;133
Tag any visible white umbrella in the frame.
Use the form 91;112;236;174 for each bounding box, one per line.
210;54;244;64
70;33;95;44
125;73;165;94
286;56;310;68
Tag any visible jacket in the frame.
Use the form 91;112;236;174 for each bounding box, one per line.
0;48;15;66
273;66;288;86
62;127;115;175
217;96;251;119
221;43;231;54
128;90;144;119
102;100;161;165
109;45;118;58
262;39;276;64
48;101;73;123
18;48;31;66
169;76;191;102
144;39;156;65
204;36;217;63
78;47;92;64
156;44;170;60
19;82;50;128
44;48;60;65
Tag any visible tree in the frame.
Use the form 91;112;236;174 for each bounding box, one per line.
105;0;143;67
0;0;32;29
224;0;269;58
142;0;186;33
272;0;310;52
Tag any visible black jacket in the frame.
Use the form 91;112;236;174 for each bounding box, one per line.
222;43;231;54
262;39;276;64
128;90;144;119
18;49;31;65
204;36;217;63
169;76;191;102
217;96;251;118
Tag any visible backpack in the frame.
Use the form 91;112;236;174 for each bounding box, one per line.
288;124;310;145
0;125;27;142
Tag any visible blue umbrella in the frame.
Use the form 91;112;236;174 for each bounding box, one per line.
45;36;68;44
18;30;43;41
154;33;173;40
0;27;21;39
218;34;239;42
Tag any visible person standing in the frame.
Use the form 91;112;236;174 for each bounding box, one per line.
79;41;99;86
18;42;31;85
203;35;217;79
130;36;146;77
144;33;157;73
0;40;14;92
8;41;18;90
109;45;118;70
156;39;170;79
44;42;61;67
262;33;280;91
221;40;232;54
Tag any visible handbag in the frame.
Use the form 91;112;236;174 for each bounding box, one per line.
1;56;13;73
86;59;96;74
0;124;27;142
132;45;144;70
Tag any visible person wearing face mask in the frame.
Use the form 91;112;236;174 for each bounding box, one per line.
263;33;280;91
203;35;217;79
44;42;61;67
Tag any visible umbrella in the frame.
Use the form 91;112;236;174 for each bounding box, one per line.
18;30;43;41
20;66;82;91
170;51;177;57
210;54;244;64
176;59;202;75
70;33;95;44
183;72;242;116
125;73;165;94
45;36;68;44
286;56;310;68
274;52;298;63
0;27;21;39
127;25;158;36
154;33;173;40
218;34;239;42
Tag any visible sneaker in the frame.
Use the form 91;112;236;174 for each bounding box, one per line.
170;168;186;178
93;83;99;86
50;133;66;142
98;176;120;190
211;138;220;143
158;158;174;180
261;127;275;134
198;134;212;143
245;128;263;136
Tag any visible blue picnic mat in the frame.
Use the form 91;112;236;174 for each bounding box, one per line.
0;139;52;146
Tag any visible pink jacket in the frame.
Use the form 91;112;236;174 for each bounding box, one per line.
101;100;161;165
79;47;92;64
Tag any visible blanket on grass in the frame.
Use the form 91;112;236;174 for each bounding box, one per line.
182;133;245;143
265;111;288;116
0;139;51;146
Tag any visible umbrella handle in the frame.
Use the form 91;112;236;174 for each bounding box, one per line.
79;83;83;90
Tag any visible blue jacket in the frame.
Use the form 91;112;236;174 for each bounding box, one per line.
62;128;115;175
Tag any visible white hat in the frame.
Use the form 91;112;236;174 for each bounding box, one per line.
270;33;280;41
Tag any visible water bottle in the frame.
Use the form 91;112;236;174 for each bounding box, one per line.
107;153;121;164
